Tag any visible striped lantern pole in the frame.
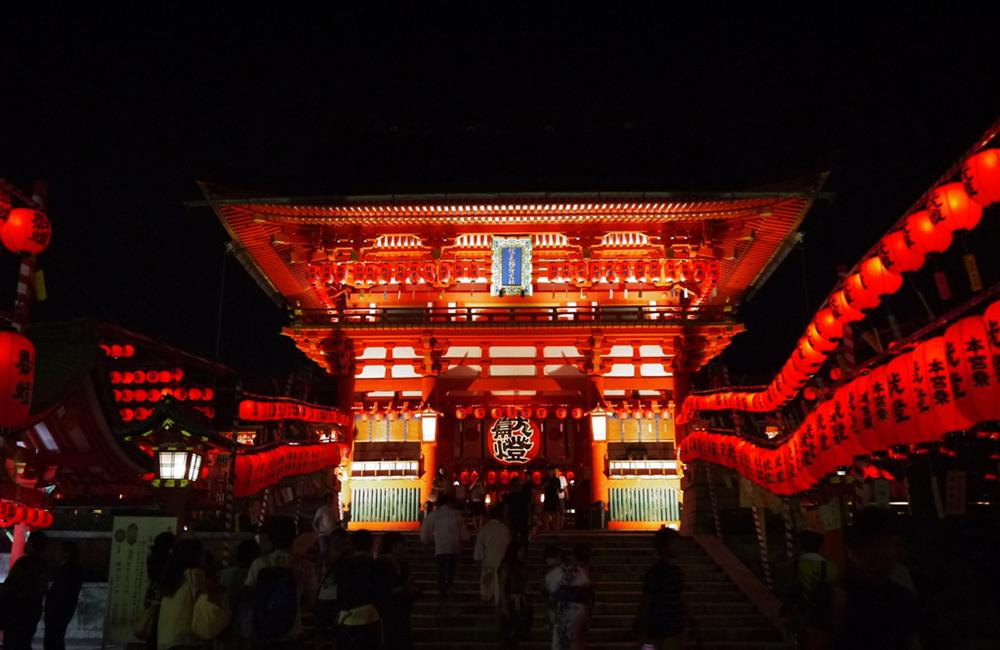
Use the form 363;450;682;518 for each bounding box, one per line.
752;506;774;591
222;383;242;567
782;498;797;560
704;464;723;541
293;478;303;534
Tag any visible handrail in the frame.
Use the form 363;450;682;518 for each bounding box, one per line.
294;304;733;327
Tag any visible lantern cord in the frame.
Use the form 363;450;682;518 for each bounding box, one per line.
798;243;811;321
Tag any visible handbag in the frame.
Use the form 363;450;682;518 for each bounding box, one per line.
191;593;231;640
133;604;159;641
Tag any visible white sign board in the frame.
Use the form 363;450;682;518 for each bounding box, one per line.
105;516;176;644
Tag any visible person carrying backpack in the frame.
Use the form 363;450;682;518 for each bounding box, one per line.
314;528;350;646
245;516;302;646
335;530;383;650
782;530;838;650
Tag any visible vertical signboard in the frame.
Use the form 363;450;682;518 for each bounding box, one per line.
104;516;177;644
491;236;533;296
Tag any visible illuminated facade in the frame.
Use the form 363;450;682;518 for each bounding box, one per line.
207;186;821;528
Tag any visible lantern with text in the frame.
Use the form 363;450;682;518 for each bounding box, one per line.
928;183;982;233
906;209;952;254
0;330;35;428
945;317;996;424
489;416;539;465
962;149;1000;206
1;208;51;255
878;229;926;274
983;300;1000;421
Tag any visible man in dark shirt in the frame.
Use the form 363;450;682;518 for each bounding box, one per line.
504;478;530;545
833;507;919;650
44;541;83;650
542;468;562;530
635;527;685;650
0;531;50;650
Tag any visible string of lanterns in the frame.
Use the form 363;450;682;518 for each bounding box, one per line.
309;258;719;290
239;397;352;426
679;146;1000;424
0;201;51;430
680;297;1000;495
0;500;54;528
232;442;344;497
453;405;584;420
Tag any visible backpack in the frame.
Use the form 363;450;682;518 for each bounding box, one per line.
785;558;832;630
252;566;298;638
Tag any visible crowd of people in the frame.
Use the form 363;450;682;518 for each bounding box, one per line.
781;506;925;650
0;532;83;650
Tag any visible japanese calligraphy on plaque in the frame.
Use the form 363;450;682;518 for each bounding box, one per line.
489;416;539;464
491;236;533;296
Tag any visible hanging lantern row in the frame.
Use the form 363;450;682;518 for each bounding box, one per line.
0;500;54;528
608;401;669;419
0;207;52;256
357;404;416;422
100;344;136;359
239;398;351;426
679;147;1000;424
110;369;184;384
114;387;214;403
120;405;216;423
680;296;1000;495
453;405;584;420
232;442;344;497
0;329;35;428
308;258;719;290
454;468;576;487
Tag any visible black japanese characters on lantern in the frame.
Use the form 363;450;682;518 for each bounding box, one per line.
489;416;540;465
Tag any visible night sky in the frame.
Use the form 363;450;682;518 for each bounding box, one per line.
2;10;997;391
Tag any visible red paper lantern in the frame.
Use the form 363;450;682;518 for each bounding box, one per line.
555;407;568;419
487;470;497;485
459;471;470;486
803;386;819;401
792;339;824;375
917;336;974;434
0;331;35;428
844;273;880;311
535;407;548;419
566;471;575;481
945;316;997;423
1;208;52;255
521;406;533;419
532;471;542;485
806;323;838;353
878;229;926;274
490;407;502;419
859;256;903;297
814;308;845;342
474;407;486;420
983;300;1000;420
906;209;952;254
830;290;865;323
571;407;584;419
962;148;1000;206
455;407;467;420
928;183;983;233
499;469;510;484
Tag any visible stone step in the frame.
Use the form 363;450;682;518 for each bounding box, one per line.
410;613;767;628
412;625;782;643
413;642;790;650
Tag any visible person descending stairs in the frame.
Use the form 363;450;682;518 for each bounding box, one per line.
396;530;788;649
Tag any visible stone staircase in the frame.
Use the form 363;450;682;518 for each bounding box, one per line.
401;530;789;649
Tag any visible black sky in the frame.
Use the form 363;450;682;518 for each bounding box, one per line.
1;9;997;389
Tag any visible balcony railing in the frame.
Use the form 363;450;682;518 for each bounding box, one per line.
297;304;732;328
